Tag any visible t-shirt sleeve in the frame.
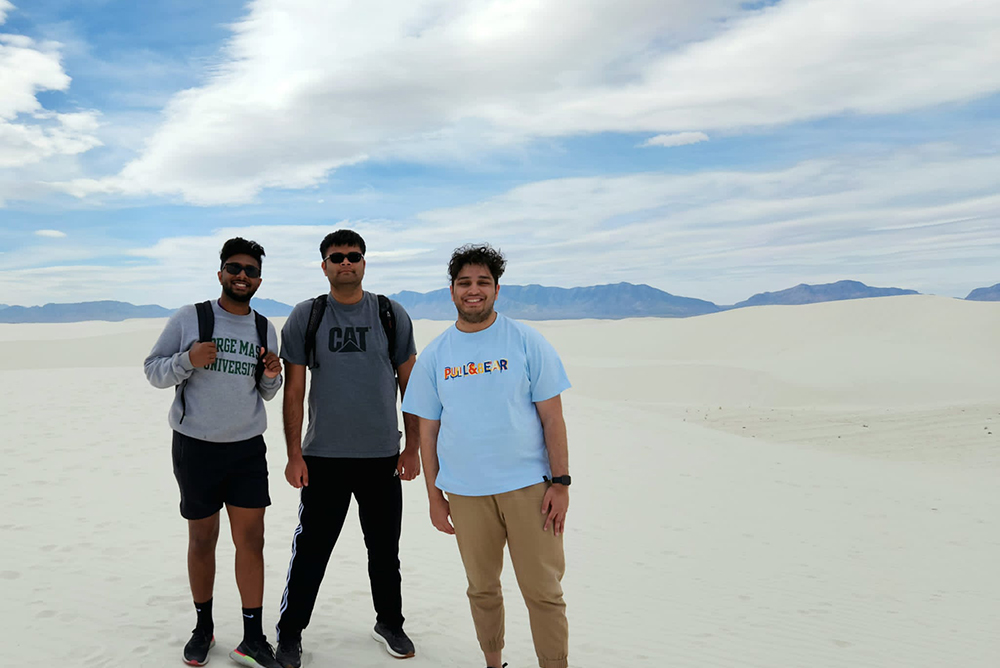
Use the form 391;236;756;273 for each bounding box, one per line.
400;352;442;420
280;302;310;366
523;326;571;403
391;300;417;366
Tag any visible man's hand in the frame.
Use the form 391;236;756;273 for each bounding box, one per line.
189;341;217;368
429;495;455;535
285;453;309;489
541;484;569;536
396;447;421;481
261;351;282;378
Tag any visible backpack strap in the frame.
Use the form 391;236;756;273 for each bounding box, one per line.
195;300;214;343
303;294;396;371
180;301;216;424
303;294;328;369
377;294;398;372
253;310;269;389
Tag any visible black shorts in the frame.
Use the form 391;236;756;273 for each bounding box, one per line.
172;431;272;520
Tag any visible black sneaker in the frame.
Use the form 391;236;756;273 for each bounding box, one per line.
275;637;302;668
371;621;415;658
183;628;215;666
229;636;282;668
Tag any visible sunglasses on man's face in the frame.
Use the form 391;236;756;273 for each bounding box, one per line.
223;262;261;279
325;252;364;264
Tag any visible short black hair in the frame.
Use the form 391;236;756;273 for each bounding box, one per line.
220;237;265;269
320;229;366;258
448;244;506;285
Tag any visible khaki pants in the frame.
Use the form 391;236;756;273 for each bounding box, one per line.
448;482;569;668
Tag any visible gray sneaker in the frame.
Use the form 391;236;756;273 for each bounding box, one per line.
371;622;415;658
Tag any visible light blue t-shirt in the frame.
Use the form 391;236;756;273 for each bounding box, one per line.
401;313;570;496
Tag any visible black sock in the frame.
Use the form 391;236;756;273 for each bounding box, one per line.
242;606;264;642
194;598;213;635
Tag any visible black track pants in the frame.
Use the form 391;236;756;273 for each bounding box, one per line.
276;454;403;641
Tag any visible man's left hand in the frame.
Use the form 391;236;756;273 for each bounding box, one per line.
397;447;421;481
541;484;569;536
261;351;282;378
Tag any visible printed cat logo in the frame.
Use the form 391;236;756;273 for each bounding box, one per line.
329;326;371;353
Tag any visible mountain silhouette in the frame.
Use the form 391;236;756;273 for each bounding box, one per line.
730;280;918;309
391;282;719;320
965;283;1000;301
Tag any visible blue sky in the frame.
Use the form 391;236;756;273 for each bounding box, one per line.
0;0;998;307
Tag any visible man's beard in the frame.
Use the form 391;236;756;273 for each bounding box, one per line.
457;303;495;323
223;283;256;303
330;271;362;289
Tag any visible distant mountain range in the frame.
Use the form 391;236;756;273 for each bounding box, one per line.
390;283;719;320
0;298;294;323
0;280;995;323
966;283;1000;301
249;298;294;316
0;300;172;323
731;280;918;308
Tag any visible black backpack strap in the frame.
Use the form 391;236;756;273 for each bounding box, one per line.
180;301;215;424
303;294;328;369
377;294;397;372
253;310;269;389
195;300;214;343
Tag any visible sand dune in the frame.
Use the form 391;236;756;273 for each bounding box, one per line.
2;295;997;667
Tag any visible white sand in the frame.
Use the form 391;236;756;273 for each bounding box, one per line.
2;294;998;667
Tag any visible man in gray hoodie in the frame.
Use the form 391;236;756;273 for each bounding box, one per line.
144;237;284;668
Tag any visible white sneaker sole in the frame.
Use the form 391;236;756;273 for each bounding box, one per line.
370;628;415;659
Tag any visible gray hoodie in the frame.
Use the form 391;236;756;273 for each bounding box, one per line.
144;301;282;442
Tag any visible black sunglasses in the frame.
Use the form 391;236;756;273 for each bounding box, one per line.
325;252;364;264
223;262;261;279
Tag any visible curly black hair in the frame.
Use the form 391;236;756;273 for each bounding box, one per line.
448;243;506;285
320;229;367;258
220;237;265;269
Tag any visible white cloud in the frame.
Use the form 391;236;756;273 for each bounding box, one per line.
7;146;1000;306
642;132;709;148
0;7;102;204
65;0;1000;204
35;229;67;238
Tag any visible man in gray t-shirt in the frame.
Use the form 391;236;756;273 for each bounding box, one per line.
274;229;420;667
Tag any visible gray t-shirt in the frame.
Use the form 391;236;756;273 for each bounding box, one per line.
281;292;416;458
144;301;282;443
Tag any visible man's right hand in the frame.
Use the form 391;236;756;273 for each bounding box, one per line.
188;341;218;368
285;454;309;488
429;495;455;535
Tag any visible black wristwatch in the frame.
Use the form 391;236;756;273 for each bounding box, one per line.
546;475;572;486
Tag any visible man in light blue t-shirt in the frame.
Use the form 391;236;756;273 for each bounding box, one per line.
401;244;572;668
